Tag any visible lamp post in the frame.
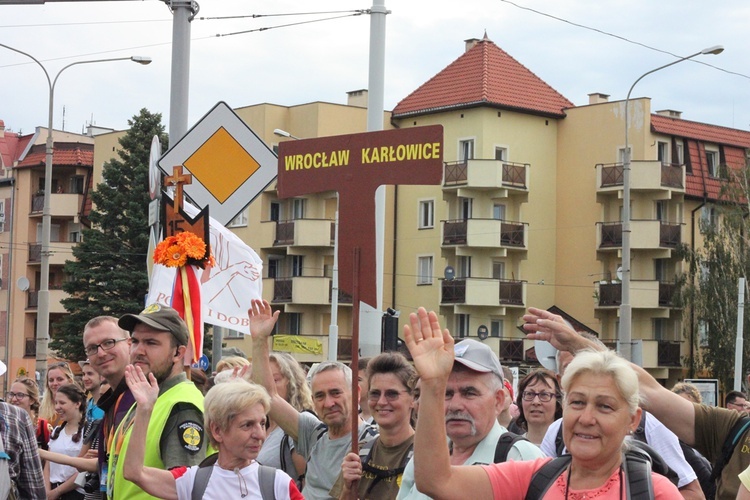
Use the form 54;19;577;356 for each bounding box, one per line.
0;43;151;384
619;45;723;361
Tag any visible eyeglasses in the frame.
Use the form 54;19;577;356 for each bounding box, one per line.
84;338;129;356
522;390;557;403
5;392;30;401
368;389;408;402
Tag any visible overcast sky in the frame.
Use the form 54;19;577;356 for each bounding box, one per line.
1;0;748;139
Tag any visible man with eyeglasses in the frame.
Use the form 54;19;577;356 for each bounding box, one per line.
249;299;378;500
397;339;543;500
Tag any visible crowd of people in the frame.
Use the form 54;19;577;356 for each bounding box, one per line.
4;301;750;498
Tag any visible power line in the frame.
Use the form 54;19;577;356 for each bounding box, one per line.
499;0;750;81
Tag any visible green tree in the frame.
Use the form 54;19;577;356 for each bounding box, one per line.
52;109;167;360
681;161;750;391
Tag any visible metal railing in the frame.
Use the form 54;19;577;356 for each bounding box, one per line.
443;160;528;188
599;222;623;248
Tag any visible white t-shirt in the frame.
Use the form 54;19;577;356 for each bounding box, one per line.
172;461;302;500
48;426;84;485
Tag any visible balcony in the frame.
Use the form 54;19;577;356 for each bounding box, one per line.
441;278;525;307
442;219;527;251
27;242;77;266
596;161;685;194
597;221;681;251
273;219;334;248
595;280;679;309
497;338;536;362
443;160;529;196
27;288;67;313
634;339;682;369
264;276;352;305
30;193;84;218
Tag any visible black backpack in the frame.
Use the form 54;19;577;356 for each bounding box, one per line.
493;431;531;463
525;449;654;500
709;415;750;484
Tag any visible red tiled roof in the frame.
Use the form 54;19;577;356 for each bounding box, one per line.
0;129;24;169
392;37;573;119
16;142;94;168
651;114;750;148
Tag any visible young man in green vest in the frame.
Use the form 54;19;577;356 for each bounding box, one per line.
107;304;208;499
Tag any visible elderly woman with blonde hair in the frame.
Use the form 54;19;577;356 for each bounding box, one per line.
123;366;302;499
405;307;680;499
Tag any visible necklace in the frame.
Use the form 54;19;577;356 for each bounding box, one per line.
564;463;624;500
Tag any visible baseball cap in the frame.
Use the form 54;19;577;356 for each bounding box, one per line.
453;338;503;380
118;304;189;346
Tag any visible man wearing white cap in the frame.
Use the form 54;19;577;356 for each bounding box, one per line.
397;339;543;499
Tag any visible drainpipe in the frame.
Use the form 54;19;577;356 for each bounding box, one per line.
391;186;398;310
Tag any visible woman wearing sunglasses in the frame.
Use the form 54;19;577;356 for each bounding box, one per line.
332;351;416;499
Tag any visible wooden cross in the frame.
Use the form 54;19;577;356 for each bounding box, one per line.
165;165;192;215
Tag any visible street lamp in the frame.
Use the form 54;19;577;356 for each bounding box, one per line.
0;43;151;384
619;45;723;361
273;128;301;140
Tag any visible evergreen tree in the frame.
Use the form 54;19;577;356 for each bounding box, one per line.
52;109;167;360
680;160;750;391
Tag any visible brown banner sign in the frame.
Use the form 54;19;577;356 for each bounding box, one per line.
277;125;444;309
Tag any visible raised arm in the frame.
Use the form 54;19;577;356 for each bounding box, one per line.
406;308;493;499
121;365;178;500
524;307;696;445
249;299;301;440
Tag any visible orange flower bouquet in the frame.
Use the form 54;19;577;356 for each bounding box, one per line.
153;231;215;269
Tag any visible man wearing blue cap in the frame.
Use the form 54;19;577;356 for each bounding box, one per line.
397;339;543;499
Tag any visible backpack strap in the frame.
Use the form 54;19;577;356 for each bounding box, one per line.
526;453;654;500
359;439;414;497
710;415;750;483
623;450;654;500
258;464;277;500
525;455;571;500
191;453;219;500
555;424;565;456
494;431;529;463
632;411;647;443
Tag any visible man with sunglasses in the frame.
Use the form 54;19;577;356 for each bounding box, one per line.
397;339;543;500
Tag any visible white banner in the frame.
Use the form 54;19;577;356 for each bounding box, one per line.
148;203;263;335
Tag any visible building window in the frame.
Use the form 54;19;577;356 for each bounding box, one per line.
228;208;248;227
270;201;281;222
225;328;243;339
706;150;719;178
418;200;434;229
700;205;718;233
493;204;506;221
459;197;473;220
675;141;684;164
492;261;505;280
457;256;471;278
698;320;708;347
495;147;507;161
490;319;503;338
267;259;280;279
69;176;85;194
655;201;667;222
0;200;5;233
291;256;304;277
292;198;306;220
456;314;469;338
288;313;301;335
417;256;433;285
653;318;668;341
657;142;669;165
459;139;474;161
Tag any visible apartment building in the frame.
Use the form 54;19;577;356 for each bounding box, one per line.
0;123;94;382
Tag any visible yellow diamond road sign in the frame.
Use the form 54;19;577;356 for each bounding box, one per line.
158;101;277;225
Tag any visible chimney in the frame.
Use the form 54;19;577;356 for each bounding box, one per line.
346;89;368;108
0;120;5;137
588;93;610;105
656;109;682;119
464;38;481;52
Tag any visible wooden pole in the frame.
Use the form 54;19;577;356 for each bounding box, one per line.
350;247;361;453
